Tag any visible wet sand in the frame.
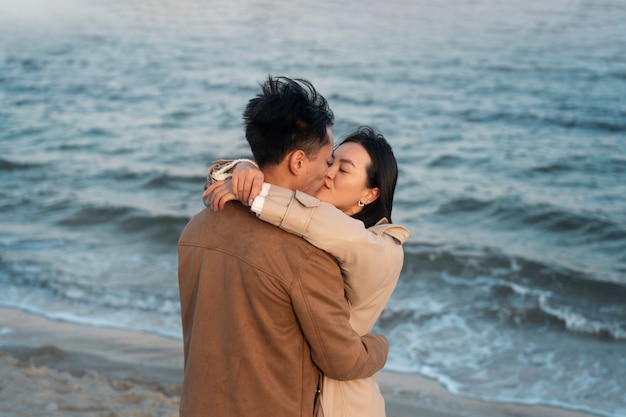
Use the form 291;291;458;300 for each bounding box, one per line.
0;307;600;417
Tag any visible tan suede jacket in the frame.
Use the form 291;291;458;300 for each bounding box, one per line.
254;184;409;417
178;203;389;417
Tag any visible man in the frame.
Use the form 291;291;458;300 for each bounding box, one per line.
178;76;389;417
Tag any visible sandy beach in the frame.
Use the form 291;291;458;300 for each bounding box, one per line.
0;307;600;417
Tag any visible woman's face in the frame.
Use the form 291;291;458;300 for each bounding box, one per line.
315;142;379;215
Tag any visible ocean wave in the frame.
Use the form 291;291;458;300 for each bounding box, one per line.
434;195;626;245
427;154;489;169
521;155;626;178
539;297;626;341
435;196;491;215
1;125;47;141
0;253;180;318
1;303;183;341
55;203;190;245
526;156;626;176
486;281;626;341
118;213;189;244
515;205;622;237
57;205;135;226
459;108;626;133
529;161;575;174
143;173;207;189
0;157;41;171
163;109;195;121
401;245;626;340
0;255;57;291
95;168;206;188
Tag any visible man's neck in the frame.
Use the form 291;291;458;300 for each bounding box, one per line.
262;165;297;191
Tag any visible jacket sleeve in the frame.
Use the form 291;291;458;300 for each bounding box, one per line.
291;250;389;380
257;184;410;306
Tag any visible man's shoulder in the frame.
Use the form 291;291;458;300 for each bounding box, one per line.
179;204;334;259
179;203;251;244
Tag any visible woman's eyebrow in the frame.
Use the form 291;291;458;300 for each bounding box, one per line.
338;158;356;168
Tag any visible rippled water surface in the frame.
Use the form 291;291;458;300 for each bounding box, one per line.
1;0;625;416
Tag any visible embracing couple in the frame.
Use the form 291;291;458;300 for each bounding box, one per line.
178;75;409;417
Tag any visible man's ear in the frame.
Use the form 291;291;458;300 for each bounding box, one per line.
288;150;306;175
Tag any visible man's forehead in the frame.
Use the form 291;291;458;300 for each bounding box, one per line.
326;126;335;147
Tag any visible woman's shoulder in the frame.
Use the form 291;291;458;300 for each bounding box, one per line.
368;219;410;244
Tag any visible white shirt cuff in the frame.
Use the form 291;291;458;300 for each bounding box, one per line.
250;183;271;215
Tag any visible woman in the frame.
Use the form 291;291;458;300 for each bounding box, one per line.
204;126;409;417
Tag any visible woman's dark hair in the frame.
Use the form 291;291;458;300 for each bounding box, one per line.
341;126;398;228
243;75;334;168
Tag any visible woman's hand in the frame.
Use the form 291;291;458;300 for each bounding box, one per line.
204;180;237;211
202;161;265;211
231;161;264;205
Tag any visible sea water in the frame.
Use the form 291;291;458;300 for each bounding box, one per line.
1;0;625;416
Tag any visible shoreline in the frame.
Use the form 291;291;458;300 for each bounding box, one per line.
0;307;601;417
